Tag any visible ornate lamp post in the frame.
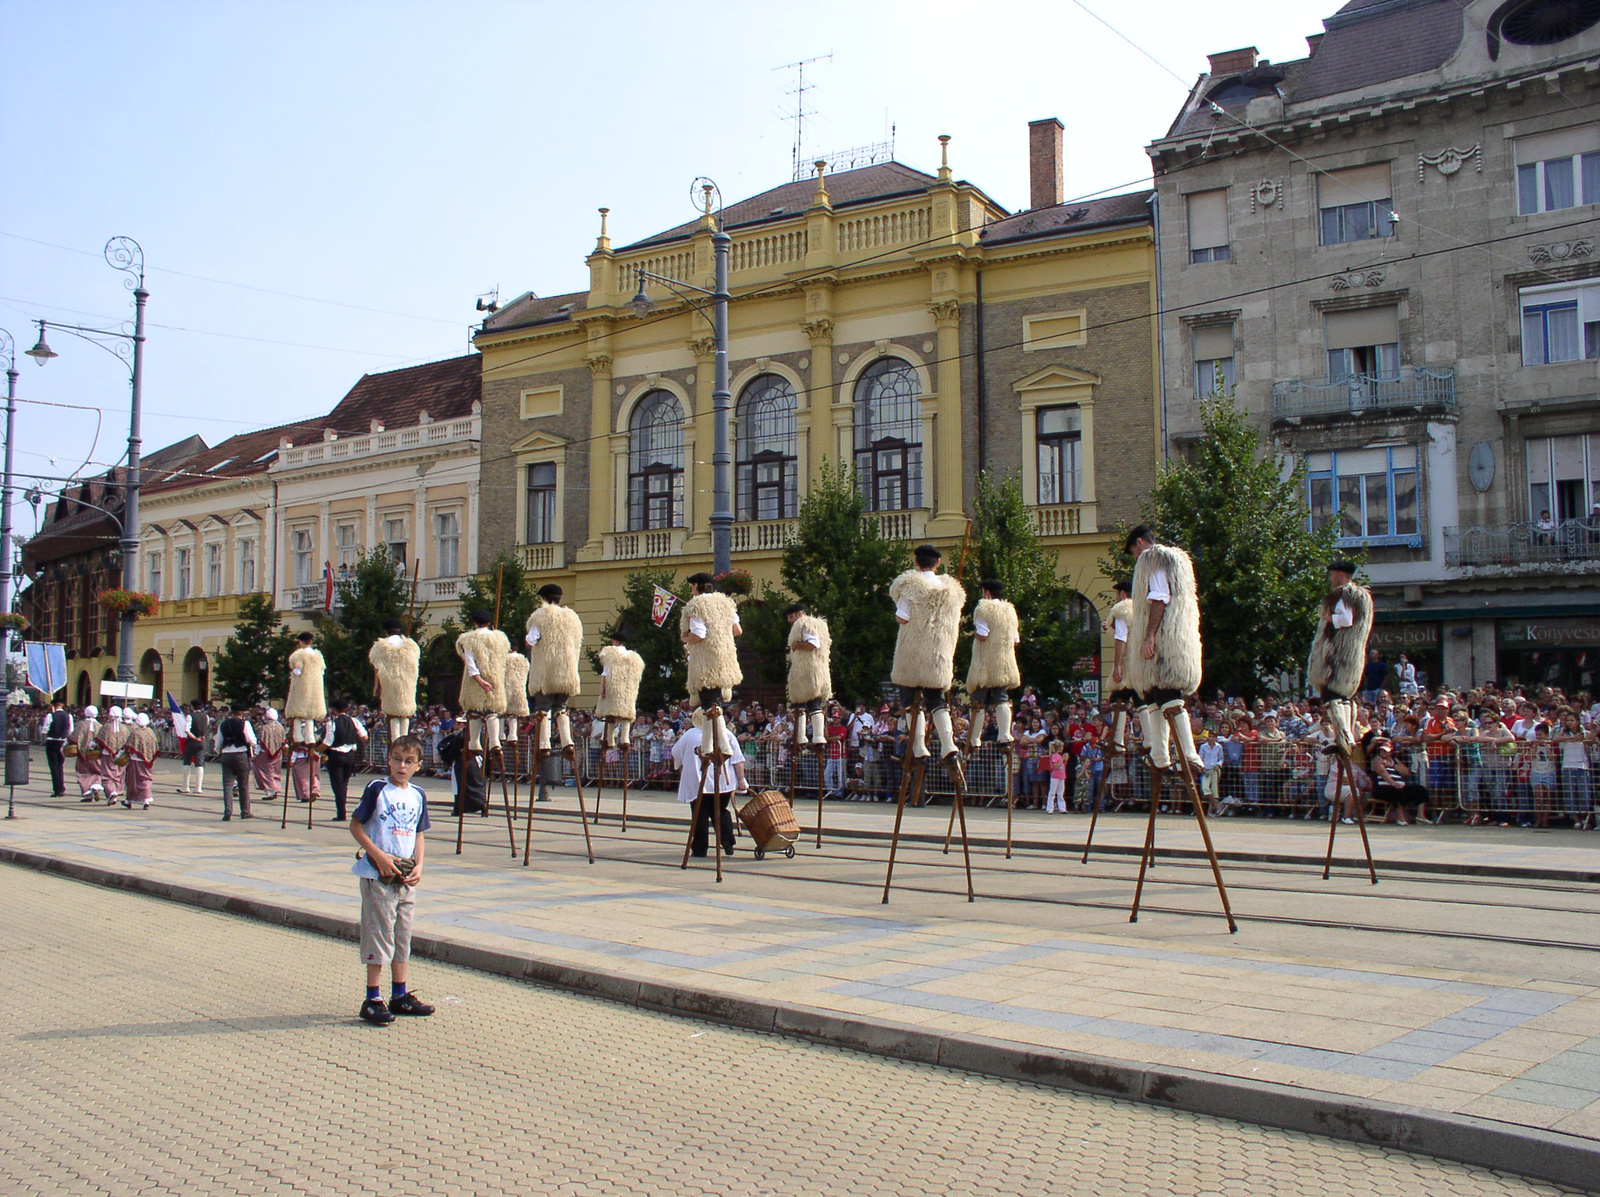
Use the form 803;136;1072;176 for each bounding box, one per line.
26;236;148;684
0;329;18;773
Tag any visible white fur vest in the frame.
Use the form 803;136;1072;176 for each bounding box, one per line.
503;652;531;717
455;627;511;714
1308;582;1374;697
1108;597;1132;635
1123;543;1202;696
890;569;963;690
966;597;1021;690
527;602;583;696
786;614;834;703
684;592;743;693
368;636;421;717
596;645;645;721
286;647;327;720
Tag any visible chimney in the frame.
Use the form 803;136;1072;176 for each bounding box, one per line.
1206;46;1259;76
1305;32;1324;56
1028;117;1064;210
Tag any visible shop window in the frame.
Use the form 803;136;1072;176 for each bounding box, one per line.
1307;445;1421;547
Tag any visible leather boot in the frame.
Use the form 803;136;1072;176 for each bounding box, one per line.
1164;700;1203;770
1139;704;1171;769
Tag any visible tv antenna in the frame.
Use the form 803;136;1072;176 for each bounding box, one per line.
775;53;832;182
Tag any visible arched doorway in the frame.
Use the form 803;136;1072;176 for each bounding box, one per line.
75;671;91;708
182;646;210;705
139;648;165;703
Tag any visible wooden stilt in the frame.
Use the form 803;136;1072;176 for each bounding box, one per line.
619;733;632;834
592;721;606;827
307;744;318;831
680;707;729;883
563;737;596;864
500;741;518;856
1003;744;1017;860
1081;743;1119;865
1128;768;1161;923
522;714;548;867
880;698;927;904
1322;745;1378;884
947;749;975;902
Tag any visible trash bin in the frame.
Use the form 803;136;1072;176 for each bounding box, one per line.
5;742;28;787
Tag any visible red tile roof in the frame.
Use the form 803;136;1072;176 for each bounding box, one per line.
321;353;481;432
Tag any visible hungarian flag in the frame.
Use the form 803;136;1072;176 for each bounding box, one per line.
650;586;678;627
323;561;334;611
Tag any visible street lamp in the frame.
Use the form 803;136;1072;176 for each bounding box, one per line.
0;329;19;783
629;182;733;576
27;236;148;684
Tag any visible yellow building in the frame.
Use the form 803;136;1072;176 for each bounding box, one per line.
495;129;1162;696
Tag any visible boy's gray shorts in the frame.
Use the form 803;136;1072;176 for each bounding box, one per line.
360;877;415;966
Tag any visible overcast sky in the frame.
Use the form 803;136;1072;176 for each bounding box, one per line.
2;0;1327;530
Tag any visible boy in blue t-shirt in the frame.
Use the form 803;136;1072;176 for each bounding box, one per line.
349;734;434;1025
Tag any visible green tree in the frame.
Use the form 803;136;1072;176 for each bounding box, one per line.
456;550;537;648
1102;394;1347;700
213;593;297;708
963;473;1097;702
780;457;908;704
419;616;463;710
736;579;796;694
317;549;416;703
587;568;688;715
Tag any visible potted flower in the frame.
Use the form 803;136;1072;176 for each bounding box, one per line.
0;612;28;633
713;568;753;596
98;588;161;619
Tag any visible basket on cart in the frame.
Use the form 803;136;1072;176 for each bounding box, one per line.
737;789;801;859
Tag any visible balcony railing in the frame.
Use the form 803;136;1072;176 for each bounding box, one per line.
730;519;796;553
272;415;480;471
1032;503;1095;538
861;509;928;542
1272;366;1455;422
429;577;465;600
605;528;685;561
1446;518;1600;568
286;584;330;611
517;542;566;572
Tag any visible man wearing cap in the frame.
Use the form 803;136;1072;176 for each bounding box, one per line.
369;617;421;743
682;573;742;755
42;698;72;797
286;631;327;757
455;609;510;763
1123;525;1204;774
214;702;259;821
525;583;584;756
891;544;965;768
1308;559;1373;755
966;579;1021;751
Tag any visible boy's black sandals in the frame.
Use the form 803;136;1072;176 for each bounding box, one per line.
390;993;435;1017
359;998;396;1026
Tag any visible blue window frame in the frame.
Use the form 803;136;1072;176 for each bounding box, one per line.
1306;446;1421;548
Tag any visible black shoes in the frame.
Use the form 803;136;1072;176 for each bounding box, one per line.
390;992;434;1017
360;998;396;1025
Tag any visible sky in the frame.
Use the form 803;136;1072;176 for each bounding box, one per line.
1;0;1330;535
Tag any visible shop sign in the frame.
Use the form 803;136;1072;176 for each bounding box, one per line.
1497;617;1600;646
1369;623;1439;649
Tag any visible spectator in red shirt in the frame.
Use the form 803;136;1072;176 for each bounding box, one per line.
822;715;848;798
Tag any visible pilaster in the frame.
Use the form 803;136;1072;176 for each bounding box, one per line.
929;295;966;532
578;351;614;563
688;335;717;550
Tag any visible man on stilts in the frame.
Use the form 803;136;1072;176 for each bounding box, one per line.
525;583;583;760
1082;578;1135;861
1310;559;1379;883
785;601;833;750
966;579;1020;753
595;628;644;817
682;573;742;858
369;617;421;744
286;631;327;765
455;609;510;770
891;544;965;777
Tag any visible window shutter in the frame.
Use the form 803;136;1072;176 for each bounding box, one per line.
1515;125;1600;164
1325;306;1400;349
1318;163;1393;205
1192;325;1234;360
1186;190;1229;249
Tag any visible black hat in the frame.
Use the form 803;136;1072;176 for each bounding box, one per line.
296;631;315;643
785;602;806;617
538;583;563;601
471;608;493;626
980;579;1004;598
1327;559;1357;575
686;572;714;588
913;543;942;567
331;697;349;712
1114;578;1133;594
610;626;628;644
1123;525;1153;555
382;617;403;633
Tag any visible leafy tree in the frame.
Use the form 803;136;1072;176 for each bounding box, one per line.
456;550;537;648
735;580;796;694
316;549;415;703
213;593;297;708
962;473;1097;702
1101;394;1347;700
780;457;908;704
419;616;463;710
587;568;688;715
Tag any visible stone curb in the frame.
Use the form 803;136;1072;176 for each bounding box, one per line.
3;844;1596;1192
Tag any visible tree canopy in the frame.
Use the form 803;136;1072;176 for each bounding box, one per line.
314;549;416;703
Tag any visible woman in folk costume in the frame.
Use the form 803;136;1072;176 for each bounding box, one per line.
252;707;286;799
368;617;421;742
891;544;965;764
681;573;742;755
525;583;584;753
1308;559;1374;754
456;609;510;761
122;712;159;809
96;706;129;804
785;601;833;747
966;579;1021;749
285;631;327;751
1122;525;1204;772
595;628;645;750
72;705;105;801
1103;578;1137;755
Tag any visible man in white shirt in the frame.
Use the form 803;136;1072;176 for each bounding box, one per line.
213;704;260;820
322;697;370;821
672;721;747;857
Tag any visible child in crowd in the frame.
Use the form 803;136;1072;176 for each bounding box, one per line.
1044;739;1069;813
349;734;434;1026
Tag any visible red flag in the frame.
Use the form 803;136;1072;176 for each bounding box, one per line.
323;561;334;611
650;586;678;627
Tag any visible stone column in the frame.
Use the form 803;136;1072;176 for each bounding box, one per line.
803;315;835;488
579;352;613;562
689;337;717;550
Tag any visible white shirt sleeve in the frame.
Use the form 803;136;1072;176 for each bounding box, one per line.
1331;600;1353;629
801;630;820;648
688;616;707;639
463;648;480;677
601;664;611;678
1113;617;1128;644
731;614;742;633
322;723;336;747
895;599;910;621
1145;569;1171;604
525;626;541;647
244;722;259;749
974;618;990;638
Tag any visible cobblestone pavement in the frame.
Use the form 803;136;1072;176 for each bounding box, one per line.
1;867;1585;1197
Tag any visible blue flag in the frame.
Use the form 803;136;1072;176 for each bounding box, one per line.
24;642;67;697
167;691;182;715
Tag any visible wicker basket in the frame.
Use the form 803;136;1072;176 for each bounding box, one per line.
737;789;801;852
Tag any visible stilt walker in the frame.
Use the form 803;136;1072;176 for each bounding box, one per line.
675;710;741;883
594;628;644;832
881;544;973;903
455;609;509;855
957;579;1020;857
1310;559;1378;884
784;601;833;847
680;572;743;873
1083;578;1134;864
525;583;593;864
1121;525;1235;932
499;650;529;854
369;617;421;747
286;631;326;818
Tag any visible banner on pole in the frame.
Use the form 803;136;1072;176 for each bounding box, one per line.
24;642;67;697
650;586;678;627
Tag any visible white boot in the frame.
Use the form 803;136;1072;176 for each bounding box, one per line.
968;708;987;748
181;765;194;793
536;714;552;753
1328;698;1356;753
1139;705;1171;769
809;710;825;746
503;718;519;744
994;701;1013;746
931;708;959;760
194;766;206;796
1164;700;1203;770
1112;709;1129;752
467;718;484;752
556;711;573;750
910;711;930;758
484;715;502;751
388;717;408;741
794;714;810;746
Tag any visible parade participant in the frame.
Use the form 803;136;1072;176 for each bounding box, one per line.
252;708;286;799
784;601;833;747
1123;525;1203;772
503;649;530;756
322;697;369;822
72;705;104;802
966;579;1021;750
890;544;964;766
286;632;327;755
214;703;258;821
455;609;510;763
595;629;645;750
42;698;72;798
368;617;421;742
682;573;742;755
525;583;583;755
672;718;747;858
289;736;322;804
1308;559;1374;754
1104;579;1136;754
122;712;158;809
177;702;211;795
96;706;129;805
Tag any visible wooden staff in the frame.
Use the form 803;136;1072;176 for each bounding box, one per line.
492;562;505;627
523;713;545;866
680;707;728;883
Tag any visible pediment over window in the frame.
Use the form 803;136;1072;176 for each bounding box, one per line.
510;430;569;454
1013;364;1102;395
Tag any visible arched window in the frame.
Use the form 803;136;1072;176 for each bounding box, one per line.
628;390;685;531
735;374;798;521
853;358;923;512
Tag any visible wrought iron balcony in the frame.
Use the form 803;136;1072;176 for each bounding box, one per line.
1445;518;1600;568
1272;366;1455;422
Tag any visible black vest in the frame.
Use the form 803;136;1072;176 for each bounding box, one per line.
48;711;70;740
189;710;211;738
220;717;248;749
332;714;359;749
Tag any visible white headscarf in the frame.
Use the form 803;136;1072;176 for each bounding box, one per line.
265;708;279;721
84;705;99;719
109;706;124;720
136;712;150;727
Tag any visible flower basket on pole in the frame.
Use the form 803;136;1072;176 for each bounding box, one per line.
97;589;161;620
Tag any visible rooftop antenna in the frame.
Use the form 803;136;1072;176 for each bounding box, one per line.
775;53;832;182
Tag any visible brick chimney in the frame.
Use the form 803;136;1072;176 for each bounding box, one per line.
1206;46;1259;76
1028;117;1064;210
1305;33;1324;56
